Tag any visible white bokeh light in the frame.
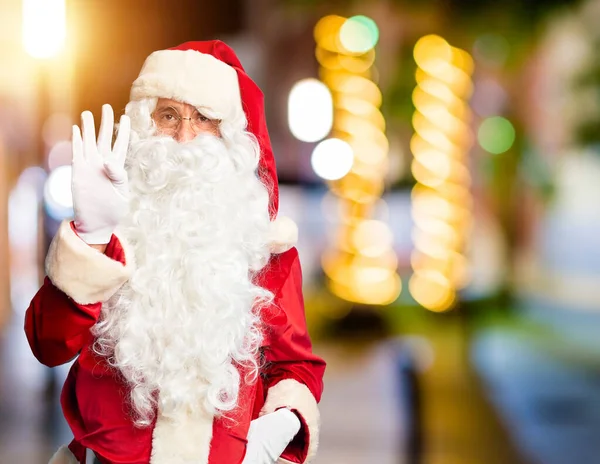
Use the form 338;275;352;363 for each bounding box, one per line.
22;0;66;59
311;138;354;180
288;78;333;142
44;164;73;214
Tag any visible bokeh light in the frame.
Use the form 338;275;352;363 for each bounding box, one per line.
43;164;73;220
288;78;333;142
314;14;399;305
22;0;66;59
409;270;456;312
339;16;379;54
410;35;474;312
351;220;394;258
471;78;508;117
414;35;453;74
311;138;354;180
478;116;516;154
314;15;346;52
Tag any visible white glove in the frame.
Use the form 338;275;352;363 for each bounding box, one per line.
71;104;131;244
242;408;301;464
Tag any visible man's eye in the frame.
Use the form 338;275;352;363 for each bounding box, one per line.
163;114;175;121
193;113;210;123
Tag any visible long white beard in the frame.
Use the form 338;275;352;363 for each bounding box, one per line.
92;133;273;426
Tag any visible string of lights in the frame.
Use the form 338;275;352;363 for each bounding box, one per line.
311;14;401;305
408;35;475;312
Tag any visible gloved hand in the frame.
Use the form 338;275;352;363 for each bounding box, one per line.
71;104;131;244
242;408;301;464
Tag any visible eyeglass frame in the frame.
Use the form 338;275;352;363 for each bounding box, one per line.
151;105;220;135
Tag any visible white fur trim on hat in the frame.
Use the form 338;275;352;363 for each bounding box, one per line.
48;445;78;464
45;220;134;305
260;379;320;463
130;49;244;121
269;216;298;254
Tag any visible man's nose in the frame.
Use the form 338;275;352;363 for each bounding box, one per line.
174;120;196;143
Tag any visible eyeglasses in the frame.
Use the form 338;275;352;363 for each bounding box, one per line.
152;106;218;135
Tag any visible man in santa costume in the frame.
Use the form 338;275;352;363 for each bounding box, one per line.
25;40;326;464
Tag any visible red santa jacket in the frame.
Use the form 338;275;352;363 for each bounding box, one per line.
25;221;326;464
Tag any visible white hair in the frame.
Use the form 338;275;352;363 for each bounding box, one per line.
93;101;273;426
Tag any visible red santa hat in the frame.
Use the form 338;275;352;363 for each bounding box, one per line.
129;40;296;254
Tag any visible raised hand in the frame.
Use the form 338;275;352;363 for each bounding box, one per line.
71;104;131;244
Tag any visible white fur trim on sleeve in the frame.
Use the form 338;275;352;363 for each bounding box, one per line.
260;379;320;463
45;220;134;305
48;445;78;464
269;216;298;255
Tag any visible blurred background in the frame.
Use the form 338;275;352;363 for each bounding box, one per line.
1;0;600;463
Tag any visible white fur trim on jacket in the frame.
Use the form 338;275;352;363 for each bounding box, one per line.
260;379;320;463
48;445;78;464
130;49;244;122
269;216;298;255
45;220;134;305
150;393;214;464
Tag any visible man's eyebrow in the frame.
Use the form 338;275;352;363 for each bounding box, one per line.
155;106;179;112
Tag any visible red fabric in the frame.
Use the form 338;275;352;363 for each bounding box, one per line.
25;229;123;367
169;40;279;217
25;238;325;464
256;248;326;463
209;247;327;464
25;232;153;464
209;367;258;464
259;249;325;403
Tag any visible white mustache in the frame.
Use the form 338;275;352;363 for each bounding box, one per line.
126;135;236;193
